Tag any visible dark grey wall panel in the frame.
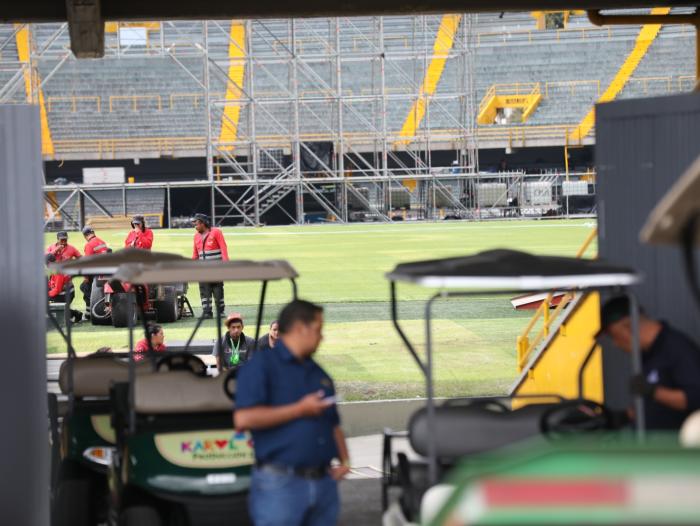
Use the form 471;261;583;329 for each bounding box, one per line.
0;106;48;524
596;92;700;409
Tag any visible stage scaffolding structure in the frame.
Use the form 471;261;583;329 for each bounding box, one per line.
206;16;479;225
5;17;481;226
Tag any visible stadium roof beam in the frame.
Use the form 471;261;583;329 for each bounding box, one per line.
1;0;697;57
587;8;700;86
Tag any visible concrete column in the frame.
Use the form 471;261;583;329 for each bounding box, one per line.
0;105;48;524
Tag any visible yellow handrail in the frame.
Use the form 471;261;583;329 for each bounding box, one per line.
516;227;598;370
575;227;598;258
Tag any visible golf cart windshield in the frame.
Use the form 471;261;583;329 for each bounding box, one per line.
117;258;298;363
386;249;642;484
112;259;298;285
387;249;639;290
53;248;186;276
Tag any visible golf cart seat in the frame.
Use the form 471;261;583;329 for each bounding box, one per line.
133;371;232;414
58;356;151;397
383;400;556;522
409;401;555;461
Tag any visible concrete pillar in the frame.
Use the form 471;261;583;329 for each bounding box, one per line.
0;105;48;524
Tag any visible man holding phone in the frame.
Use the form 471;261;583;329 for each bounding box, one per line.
235;299;350;526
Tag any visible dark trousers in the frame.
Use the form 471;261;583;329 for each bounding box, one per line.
79;277;93;310
199;282;225;314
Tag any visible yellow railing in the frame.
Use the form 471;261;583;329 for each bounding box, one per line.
544;79;601;98
47;95;101;113
52;137;206;158
108;94;163;112
50;124;591;158
478;82;541;114
46;92;226;113
476;26;614;45
516;227;598;370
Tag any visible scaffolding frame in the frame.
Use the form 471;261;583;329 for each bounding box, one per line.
42;170;597;232
205;16;479;225
3;17;484;226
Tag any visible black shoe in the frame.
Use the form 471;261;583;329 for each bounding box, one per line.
72;312;83;323
202;311;213;319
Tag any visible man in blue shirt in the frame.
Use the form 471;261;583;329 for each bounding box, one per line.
235;300;350;526
600;296;700;430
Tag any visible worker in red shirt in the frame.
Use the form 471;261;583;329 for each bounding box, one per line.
83;226;110;256
46;231;81;262
134;323;167;362
46;253;83;323
124;215;153;250
192;213;229;318
80;226;111;319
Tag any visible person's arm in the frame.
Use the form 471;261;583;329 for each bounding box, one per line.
47;276;61;298
142;230;154;250
235;391;332;431
654;387;688;411
212;340;223;371
217;230;229;261
84;242;94;256
192;238;199;260
330;426;351;481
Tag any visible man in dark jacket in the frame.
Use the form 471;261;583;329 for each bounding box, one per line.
600;296;700;430
213;312;256;372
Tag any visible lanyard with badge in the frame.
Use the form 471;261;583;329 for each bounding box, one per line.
227;334;241;366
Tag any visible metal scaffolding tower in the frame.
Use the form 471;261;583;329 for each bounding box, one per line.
2;17;481;227
206;15;479;225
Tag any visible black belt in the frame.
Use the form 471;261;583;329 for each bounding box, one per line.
256;462;329;480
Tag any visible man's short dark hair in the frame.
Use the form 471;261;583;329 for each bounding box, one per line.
146;323;163;337
600;295;646;333
278;300;323;334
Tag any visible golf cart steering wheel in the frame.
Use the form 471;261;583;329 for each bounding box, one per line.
223;368;237;401
156;353;207;377
540;399;613;439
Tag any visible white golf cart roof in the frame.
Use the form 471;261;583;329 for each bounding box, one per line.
54;248;186;276
641;153;700;246
386;249;639;290
112;259;298;284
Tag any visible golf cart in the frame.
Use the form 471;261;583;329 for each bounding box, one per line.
58;248;194;327
381;249;643;525
105;258;298;526
47;251;191;526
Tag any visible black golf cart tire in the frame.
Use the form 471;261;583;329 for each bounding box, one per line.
155;287;178;323
52;465;93;526
119;506;163;526
90;280;111;326
111;293;136;328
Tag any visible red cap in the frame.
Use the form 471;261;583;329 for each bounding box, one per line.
225;312;244;327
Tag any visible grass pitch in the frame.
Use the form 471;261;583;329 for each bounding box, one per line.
46;219;596;400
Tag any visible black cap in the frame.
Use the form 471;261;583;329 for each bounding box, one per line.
192;213;210;226
82;226;94;236
599;296;644;334
131;215;144;225
56;231;68;240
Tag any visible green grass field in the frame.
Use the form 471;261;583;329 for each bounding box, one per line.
46;219;596;401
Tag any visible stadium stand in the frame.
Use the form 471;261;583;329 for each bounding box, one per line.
1;11;696;159
0;26;25;104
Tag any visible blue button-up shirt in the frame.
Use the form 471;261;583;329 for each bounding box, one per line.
236;339;340;468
